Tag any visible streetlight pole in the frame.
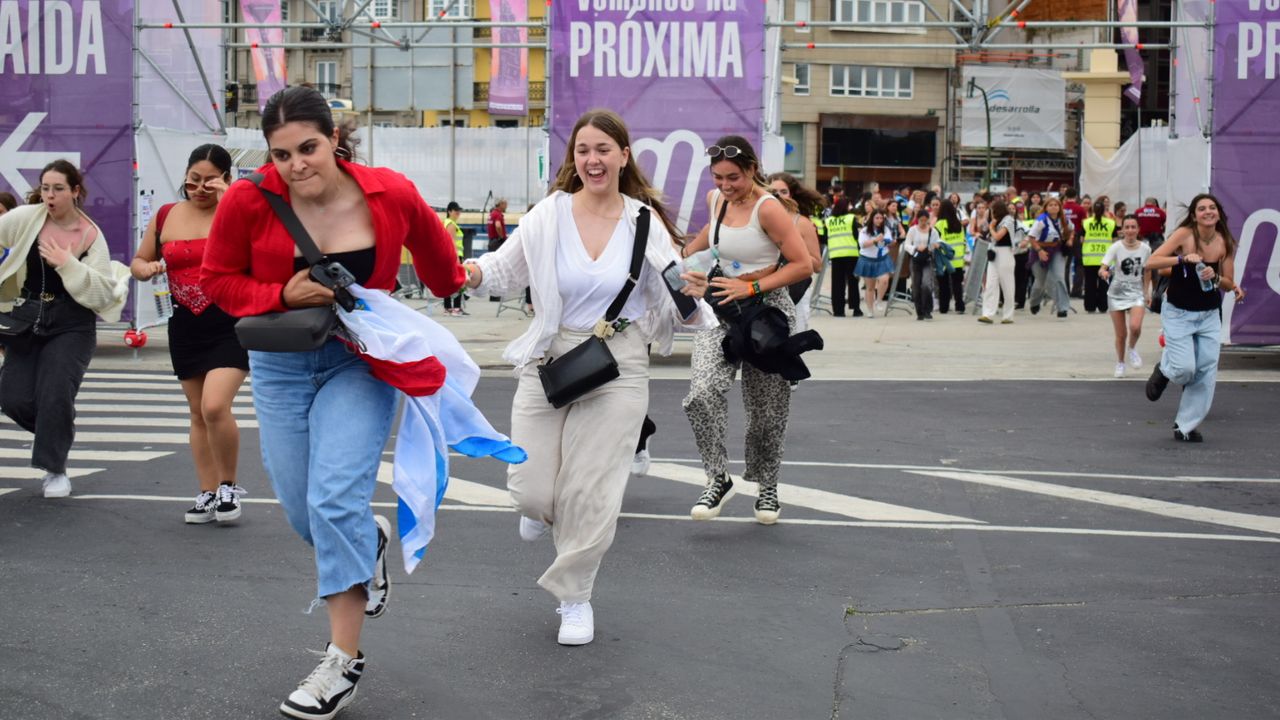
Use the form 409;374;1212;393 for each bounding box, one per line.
967;77;994;186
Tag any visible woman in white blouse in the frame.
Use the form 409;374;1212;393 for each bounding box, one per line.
462;110;713;647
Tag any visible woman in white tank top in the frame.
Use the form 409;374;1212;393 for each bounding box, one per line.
675;136;813;525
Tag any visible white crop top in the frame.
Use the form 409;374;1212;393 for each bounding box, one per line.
711;190;781;277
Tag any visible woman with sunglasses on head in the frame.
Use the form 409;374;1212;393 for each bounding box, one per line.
462;109;714;646
202;87;466;720
675;137;812;525
131;144;249;525
1144;194;1245;442
767;172;824;331
0;159;129;498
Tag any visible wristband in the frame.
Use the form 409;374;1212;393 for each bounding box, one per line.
1177;255;1183;265
751;280;762;297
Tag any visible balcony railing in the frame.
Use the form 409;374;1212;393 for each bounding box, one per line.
473;81;545;104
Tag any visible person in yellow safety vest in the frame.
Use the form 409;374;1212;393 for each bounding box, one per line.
1080;200;1117;314
933;199;968;313
825;197;863;317
439;201;467;315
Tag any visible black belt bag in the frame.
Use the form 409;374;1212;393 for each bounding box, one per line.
538;207;649;409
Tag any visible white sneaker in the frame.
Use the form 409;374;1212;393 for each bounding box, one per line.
631;449;651;477
556;601;594;646
519;516;550;542
42;473;71;498
1128;349;1143;369
279;643;364;720
875;301;887;314
364;515;391;618
1114;362;1126;378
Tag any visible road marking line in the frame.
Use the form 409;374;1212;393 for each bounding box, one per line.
0;467;104;480
374;462;512;506
70;416;260;429
76;392;254;404
84;372;252;384
75;404;256;416
646;462;981;523
0;429;191;445
57;493;1280;544
910;470;1280;536
0;488;16;498
0;449;170;462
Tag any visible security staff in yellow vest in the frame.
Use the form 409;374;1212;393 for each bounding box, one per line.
825;197;863;316
442;201;468;315
932;199;968;313
1080;200;1117;314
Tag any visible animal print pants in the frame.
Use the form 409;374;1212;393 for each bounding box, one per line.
682;289;796;490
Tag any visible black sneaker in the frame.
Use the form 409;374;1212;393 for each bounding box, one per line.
1057;310;1069;318
365;515;391;618
1173;428;1204;442
691;473;735;520
1030;305;1040;315
754;485;781;525
1146;365;1170;402
279;643;364;720
214;483;245;522
184;491;217;525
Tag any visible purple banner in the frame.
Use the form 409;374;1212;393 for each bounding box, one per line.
490;0;529;116
240;0;286;112
1117;0;1143;103
0;0;135;269
549;0;766;235
1213;1;1280;346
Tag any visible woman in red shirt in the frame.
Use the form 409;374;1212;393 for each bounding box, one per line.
202;86;464;720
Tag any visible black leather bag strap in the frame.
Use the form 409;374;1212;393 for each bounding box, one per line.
602;206;650;323
249;173;324;266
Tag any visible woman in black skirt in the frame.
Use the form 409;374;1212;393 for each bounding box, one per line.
130;145;250;525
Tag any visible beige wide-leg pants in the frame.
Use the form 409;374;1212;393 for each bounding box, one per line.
507;327;650;603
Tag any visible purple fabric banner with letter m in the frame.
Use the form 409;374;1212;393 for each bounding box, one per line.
1213;0;1280;346
549;0;766;235
0;0;135;267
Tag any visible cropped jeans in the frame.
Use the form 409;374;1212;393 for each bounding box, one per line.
249;340;398;600
1159;303;1221;434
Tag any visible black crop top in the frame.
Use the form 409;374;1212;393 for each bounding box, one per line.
22;241;75;297
1165;259;1222;312
293;247;377;286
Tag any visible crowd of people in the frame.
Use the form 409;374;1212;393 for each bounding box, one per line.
0;88;1250;720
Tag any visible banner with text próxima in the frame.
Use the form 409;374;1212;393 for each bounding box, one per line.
550;0;766;234
1214;0;1280;346
0;0;135;269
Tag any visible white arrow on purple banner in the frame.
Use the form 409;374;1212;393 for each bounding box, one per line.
0;113;82;195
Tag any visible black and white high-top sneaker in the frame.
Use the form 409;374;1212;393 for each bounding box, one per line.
754;485;781;525
364;515;391;618
279;643;364;720
214;483;246;523
184;491;217;524
690;473;735;520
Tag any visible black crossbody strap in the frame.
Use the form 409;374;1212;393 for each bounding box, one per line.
249;174;324;265
603;206;650;322
712;191;729;252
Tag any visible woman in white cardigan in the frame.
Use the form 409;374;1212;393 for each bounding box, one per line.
463;110;715;647
0;160;129;498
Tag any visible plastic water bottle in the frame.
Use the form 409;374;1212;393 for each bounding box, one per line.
152;263;174;318
1194;261;1214;292
683;249;715;275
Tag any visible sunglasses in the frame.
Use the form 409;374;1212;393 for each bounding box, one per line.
184;179;218;193
705;145;743;159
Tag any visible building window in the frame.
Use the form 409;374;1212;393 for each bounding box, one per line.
782;122;805;175
793;63;810;96
315;0;338;22
315;61;338;97
494;119;519;128
280;0;289;21
440;118;468;128
794;0;811;31
832;0;923;24
429;0;474;18
362;0;398;20
830;65;912;99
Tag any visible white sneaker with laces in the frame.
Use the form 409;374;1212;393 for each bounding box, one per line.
184;490;218;524
365;514;391;618
42;473;71;498
631;449;651;477
279;643;364;720
556;601;594;646
519;516;551;542
214;483;246;522
1128;348;1143;369
1114;362;1126;378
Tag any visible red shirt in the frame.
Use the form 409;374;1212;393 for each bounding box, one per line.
487;208;506;241
1062;201;1087;236
202;161;465;317
1135;203;1167;237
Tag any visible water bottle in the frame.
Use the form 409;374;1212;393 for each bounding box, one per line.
682;249;715;275
1194;261;1214;292
152;262;174;318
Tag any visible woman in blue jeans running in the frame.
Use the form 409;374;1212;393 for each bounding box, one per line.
1144;193;1245;442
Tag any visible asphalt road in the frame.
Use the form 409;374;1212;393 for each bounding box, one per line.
1;374;1278;720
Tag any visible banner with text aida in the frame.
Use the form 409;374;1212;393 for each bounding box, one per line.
0;0;135;270
1214;0;1280;346
960;66;1065;151
550;0;766;234
489;0;529;116
240;0;286;112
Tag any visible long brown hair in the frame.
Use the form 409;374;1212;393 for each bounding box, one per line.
1176;192;1237;258
709;135;797;214
766;171;823;217
551;109;680;241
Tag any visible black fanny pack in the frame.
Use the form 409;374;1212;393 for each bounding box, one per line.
704;198;768;321
538;207;649;408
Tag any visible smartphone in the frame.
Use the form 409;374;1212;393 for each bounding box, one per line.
662;261;687;291
661;261;698;320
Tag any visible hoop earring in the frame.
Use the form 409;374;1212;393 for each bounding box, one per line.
334;146;352;160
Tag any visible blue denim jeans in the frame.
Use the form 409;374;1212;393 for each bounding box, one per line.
249;340;398;599
1159;303;1221;433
